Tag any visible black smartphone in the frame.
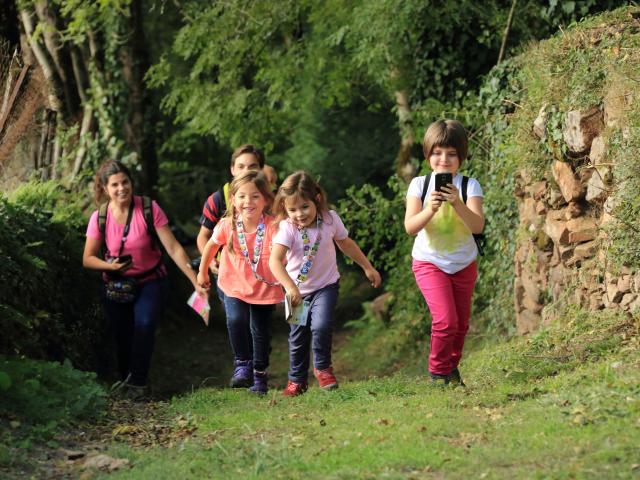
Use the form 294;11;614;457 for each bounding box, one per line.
434;173;453;192
118;255;132;264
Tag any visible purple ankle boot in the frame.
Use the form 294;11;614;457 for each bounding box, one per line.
230;359;253;388
249;370;268;395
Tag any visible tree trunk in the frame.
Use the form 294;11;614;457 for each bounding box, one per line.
394;88;415;183
19;9;66;117
34;1;79;116
120;0;157;194
72;103;94;178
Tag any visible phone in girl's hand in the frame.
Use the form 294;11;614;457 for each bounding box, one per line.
434;173;453;192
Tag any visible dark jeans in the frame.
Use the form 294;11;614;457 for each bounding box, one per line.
288;282;339;383
103;277;168;386
212;274;226;304
223;296;275;371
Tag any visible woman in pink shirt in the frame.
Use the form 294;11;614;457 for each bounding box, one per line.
269;171;382;397
197;170;284;394
83;160;205;400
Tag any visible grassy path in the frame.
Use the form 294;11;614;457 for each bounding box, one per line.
75;311;639;479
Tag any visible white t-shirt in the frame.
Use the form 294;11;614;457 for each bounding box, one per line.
406;173;483;273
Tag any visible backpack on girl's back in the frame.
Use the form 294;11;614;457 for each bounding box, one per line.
269;171;382;397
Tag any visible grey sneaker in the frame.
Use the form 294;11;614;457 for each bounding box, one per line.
230;360;253;388
249;370;268;395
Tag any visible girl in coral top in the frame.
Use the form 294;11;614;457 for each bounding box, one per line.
197;170;283;394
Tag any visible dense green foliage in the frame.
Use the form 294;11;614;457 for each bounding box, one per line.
0;183;105;370
147;0;627;205
0;356;106;472
0;356;106;425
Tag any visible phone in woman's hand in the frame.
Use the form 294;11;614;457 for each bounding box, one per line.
118;255;132;264
435;173;453;192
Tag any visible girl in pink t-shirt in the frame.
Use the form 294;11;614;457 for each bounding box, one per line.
269;171;382;397
198;170;283;394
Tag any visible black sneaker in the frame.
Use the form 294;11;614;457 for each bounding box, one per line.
122;384;150;402
429;372;450;386
449;368;466;387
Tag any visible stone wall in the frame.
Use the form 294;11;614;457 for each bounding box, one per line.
514;87;639;334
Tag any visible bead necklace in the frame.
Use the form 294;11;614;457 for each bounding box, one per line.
295;215;323;285
236;214;280;287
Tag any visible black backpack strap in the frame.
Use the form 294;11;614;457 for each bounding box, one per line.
142;196;154;235
141;196;161;250
98;202;109;258
420;173;431;205
98;202;108;235
461;176;485;256
461;175;469;204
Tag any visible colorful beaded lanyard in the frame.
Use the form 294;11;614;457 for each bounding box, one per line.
295;215;323;286
236;215;280;287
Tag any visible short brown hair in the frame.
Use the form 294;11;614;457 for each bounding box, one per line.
422;119;468;163
231;144;265;168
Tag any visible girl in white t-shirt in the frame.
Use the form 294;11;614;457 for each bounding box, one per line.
269;171;382;397
404;119;485;386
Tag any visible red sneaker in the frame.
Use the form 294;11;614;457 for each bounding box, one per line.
282;380;308;397
313;366;338;390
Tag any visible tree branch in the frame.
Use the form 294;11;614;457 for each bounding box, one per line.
497;0;517;65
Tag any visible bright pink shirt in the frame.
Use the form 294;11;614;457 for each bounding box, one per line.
212;215;284;305
273;210;348;296
86;196;168;277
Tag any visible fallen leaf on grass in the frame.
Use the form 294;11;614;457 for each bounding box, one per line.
112;424;141;437
61;449;85;460
82;454;129;472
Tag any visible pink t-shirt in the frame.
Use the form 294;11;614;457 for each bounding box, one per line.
273;210;348;296
212;215;284;305
86;196;169;278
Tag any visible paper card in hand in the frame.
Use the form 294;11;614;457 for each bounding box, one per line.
285;293;310;326
187;291;210;326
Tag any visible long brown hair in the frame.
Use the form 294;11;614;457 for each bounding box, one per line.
273;171;330;223
93;160;133;206
224;170;274;255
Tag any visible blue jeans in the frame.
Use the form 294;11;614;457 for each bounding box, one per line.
103;277;168;386
223;296;275;371
288;282;339;383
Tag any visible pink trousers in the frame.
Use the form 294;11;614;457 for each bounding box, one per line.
412;259;477;376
